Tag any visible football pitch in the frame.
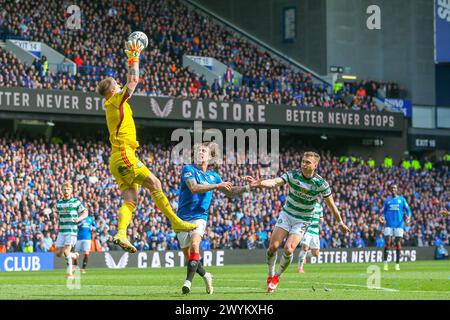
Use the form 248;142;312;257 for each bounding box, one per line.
1;261;449;300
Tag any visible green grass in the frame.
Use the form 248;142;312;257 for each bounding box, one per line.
1;261;449;300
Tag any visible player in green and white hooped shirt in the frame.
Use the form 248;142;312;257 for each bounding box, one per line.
55;181;88;279
245;152;350;293
297;201;323;273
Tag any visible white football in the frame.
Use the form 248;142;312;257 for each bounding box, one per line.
128;31;148;49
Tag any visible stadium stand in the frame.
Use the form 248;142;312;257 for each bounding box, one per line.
0;132;447;253
0;0;402;111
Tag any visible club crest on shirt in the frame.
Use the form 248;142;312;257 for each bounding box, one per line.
184;171;193;178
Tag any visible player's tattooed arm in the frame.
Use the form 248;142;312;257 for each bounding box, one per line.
323;195;350;235
126;61;139;95
221;185;252;198
261;177;285;188
243;176;285;189
185;179;232;194
75;209;88;223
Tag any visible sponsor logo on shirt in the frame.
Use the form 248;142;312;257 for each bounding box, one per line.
389;204;400;211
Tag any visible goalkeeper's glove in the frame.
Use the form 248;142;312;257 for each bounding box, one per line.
125;39;144;66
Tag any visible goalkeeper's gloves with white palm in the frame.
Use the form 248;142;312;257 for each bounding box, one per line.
125;39;144;66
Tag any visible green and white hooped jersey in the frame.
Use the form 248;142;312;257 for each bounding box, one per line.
56;198;85;236
280;170;331;222
306;203;323;235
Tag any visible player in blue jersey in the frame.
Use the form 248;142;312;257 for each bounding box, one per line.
379;184;412;271
74;213;97;273
177;142;258;295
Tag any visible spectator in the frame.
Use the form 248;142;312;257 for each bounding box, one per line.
157;238;168;251
101;242;110;252
255;235;266;249
74;55;83;68
435;244;449;260
224;66;234;86
320;236;328;249
0;230;7;253
0;133;447;252
201;236;212;250
433;236;443;248
91;233;103;252
0;0;405;111
211;79;221;93
375;233;385;248
41;56;49;77
12;238;22;252
352;232;366;248
135;240;149;251
34;235;46;252
22;236;34;253
43;232;53;251
168;237;179;250
100;229;110;245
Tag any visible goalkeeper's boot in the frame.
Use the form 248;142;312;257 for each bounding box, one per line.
395;264;400;271
172;218;198;233
203;272;214;294
112;235;137;253
182;280;192;295
267;275;280;293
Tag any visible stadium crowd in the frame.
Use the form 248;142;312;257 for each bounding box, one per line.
0;0;403;111
0;133;448;253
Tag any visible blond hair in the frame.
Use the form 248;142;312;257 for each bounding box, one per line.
62;181;72;189
96;77;115;97
303;151;320;162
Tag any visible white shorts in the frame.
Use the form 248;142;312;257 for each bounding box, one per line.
177;219;207;249
75;240;91;253
300;232;320;250
275;211;311;237
384;227;404;237
55;233;77;248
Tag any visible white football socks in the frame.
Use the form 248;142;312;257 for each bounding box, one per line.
267;251;277;276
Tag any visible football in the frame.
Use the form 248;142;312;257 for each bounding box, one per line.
128;31;148;49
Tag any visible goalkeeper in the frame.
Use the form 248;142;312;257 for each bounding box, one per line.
96;38;197;253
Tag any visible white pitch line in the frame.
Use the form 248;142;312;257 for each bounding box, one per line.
221;279;450;294
321;282;399;292
221;279;398;292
